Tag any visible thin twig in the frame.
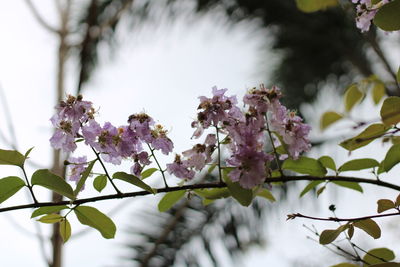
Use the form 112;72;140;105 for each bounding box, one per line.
289;211;400;222
147;144;169;188
24;0;59;33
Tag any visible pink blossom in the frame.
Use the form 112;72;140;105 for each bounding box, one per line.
68;156;88;186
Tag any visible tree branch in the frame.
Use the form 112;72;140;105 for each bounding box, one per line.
288;211;400;222
1;175;400;213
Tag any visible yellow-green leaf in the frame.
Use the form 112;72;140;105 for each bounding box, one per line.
37;214;63;224
381;96;400;126
74;206;116;239
282;157;327;177
295;0;338;13
31;205;69;218
344;84;364;112
397;66;400;84
395;193;400;207
363;248;395;266
340;124;389;151
59;219;71;243
368;263;400;267
332;181;363;193
256;188;276;202
354;219;381;239
320;111;343;130
0;176;25;204
319;224;348;244
330;263;359;267
338;158;379;172
194;188;230;199
31;169;74;199
372;82;386;105
299;181;324;197
373;0;400;31
382;144;400;172
377;199;395;213
158;190;186;212
0;149;25;167
74;160;96;196
348;224;354;239
93;175;107;193
113;172;155;194
223;169;253;206
141;168;158;179
319;156;336;171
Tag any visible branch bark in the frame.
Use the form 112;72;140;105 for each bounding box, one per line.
2;175;400;213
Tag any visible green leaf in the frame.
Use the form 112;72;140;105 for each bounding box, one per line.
395;193;400;207
113;172;155;194
295;0;338;12
363;248;395;266
381;96;400;126
31;169;74;199
59;219;71;243
377;199;395;213
24;147;34;159
320;111;343;130
256;188;276;202
223;169;253;206
31;205;69;218
354;219;381;239
332;181;363;193
319;156;336;171
368;263;400;267
0;149;25;167
74;160;96;196
194;188;231;199
37;214;63;224
372;82;386;105
316;186;326;197
348;224;354;239
158;190;186;212
74;206;116;239
373;0;400;31
340;124;389;151
338;158;379;172
282;156;327;177
382;144;400;172
397;66;400;84
207;163;217;174
299;181;324;197
202;198;215;206
93;175;107;193
319;224;348;245
344;84;364;112
330;264;359;267
0;176;25;204
141;168;158;179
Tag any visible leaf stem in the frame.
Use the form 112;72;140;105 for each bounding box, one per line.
21;166;38;204
265;115;284;176
288;211;400;222
90;146;122;195
215;126;223;183
147;144;169;188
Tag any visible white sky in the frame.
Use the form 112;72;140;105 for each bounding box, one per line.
0;1;399;267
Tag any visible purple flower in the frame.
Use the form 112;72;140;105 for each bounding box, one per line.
68;156;88;187
193;86;243;138
49;123;78;153
182;144;213;171
128;113;154;143
130;152;151;177
150;125;174;155
167;155;195;179
226;147;272;189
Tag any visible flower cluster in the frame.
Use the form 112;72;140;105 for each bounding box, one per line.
352;0;389;32
50;95;174;183
169;85;311;188
51;85;311;190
